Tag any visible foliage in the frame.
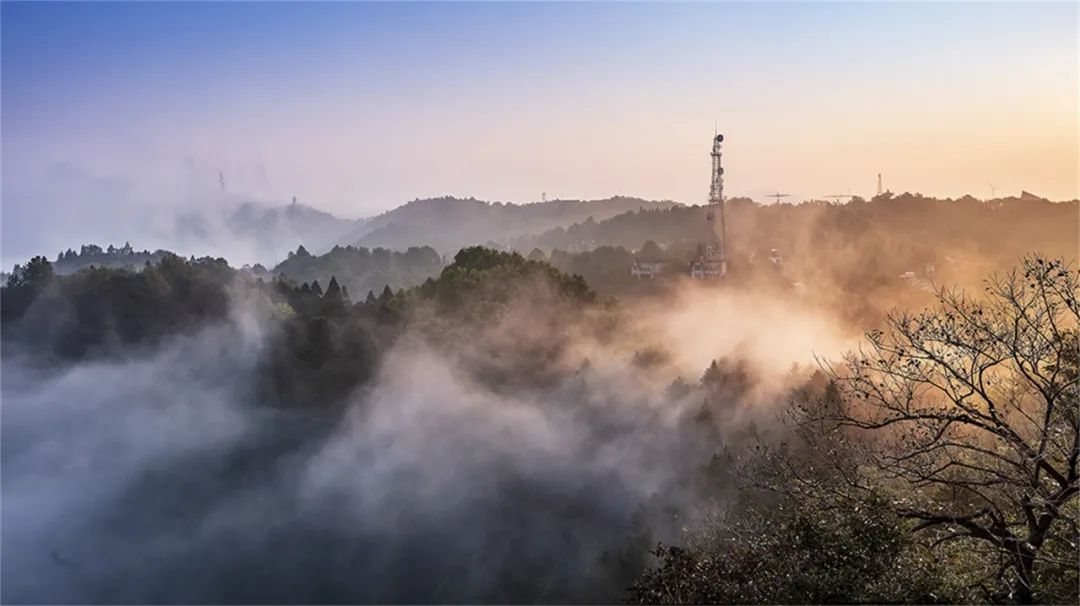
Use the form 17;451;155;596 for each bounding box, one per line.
2;254;235;357
628;492;967;604
267;244;444;302
812;256;1079;604
631;256;1078;604
49;243;171;275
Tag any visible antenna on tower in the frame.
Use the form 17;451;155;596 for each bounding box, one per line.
706;131;727;277
218;172;226;193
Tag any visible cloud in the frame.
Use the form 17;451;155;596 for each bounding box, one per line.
1;284;840;603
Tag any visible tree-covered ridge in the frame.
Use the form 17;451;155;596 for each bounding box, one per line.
2;245;1075;604
340;195;681;252
407;246;595;308
2;253;237;358
0;246;599;403
265;243;444;302
47;243;174;275
522;194;1077;278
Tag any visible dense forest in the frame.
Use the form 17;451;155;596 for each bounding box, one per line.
260;244;446;304
2;231;1076;603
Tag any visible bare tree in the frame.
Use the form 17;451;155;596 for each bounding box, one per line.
813;256;1078;604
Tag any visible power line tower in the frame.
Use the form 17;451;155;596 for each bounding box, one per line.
876;173;883;196
765;192;789;204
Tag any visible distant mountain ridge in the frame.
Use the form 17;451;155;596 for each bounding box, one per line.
169;201;366;265
339;196;681;252
225;201;365;247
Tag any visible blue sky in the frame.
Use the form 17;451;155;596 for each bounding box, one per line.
2;2;1077;260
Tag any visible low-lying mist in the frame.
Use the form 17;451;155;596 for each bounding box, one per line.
3;282;851;603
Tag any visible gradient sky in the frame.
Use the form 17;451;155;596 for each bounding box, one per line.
2;1;1077;256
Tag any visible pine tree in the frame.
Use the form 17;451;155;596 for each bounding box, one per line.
378;284;393;305
324;276;343;302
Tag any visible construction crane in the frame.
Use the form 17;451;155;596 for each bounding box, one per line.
765;192;790;204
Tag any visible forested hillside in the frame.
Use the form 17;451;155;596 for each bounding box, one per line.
525;194;1077;262
50;243;172;274
263;244;445;303
340;195;680;252
2;245;1076;604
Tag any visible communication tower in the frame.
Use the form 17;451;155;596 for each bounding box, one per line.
693;132;728;278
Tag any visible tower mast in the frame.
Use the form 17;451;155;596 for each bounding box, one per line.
709;133;727;276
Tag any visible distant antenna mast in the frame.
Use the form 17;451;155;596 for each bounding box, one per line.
987;182;997;199
876;173;882;196
765;192;790;204
708;131;727;276
219;172;226;193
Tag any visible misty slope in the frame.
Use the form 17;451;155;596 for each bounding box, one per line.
523;194;1079;262
225;202;363;245
339;196;680;252
4;243;1076;604
0;247;750;603
171;201;366;265
267;244;445;301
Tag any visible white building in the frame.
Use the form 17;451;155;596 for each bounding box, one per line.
630;259;665;279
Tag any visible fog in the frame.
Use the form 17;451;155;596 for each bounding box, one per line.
0;282;850;603
0;161;362;269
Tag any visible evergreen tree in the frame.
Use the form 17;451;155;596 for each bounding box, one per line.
324;276;343;302
378;284;394;305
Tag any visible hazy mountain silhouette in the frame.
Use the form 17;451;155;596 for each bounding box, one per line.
340;196;681;252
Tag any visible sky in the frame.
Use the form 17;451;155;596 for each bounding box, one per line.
2;1;1078;260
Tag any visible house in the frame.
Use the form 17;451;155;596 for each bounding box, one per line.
690;259;724;279
630;259;665;279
